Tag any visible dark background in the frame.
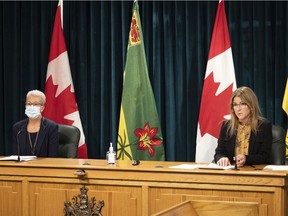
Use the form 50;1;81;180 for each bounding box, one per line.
0;1;287;161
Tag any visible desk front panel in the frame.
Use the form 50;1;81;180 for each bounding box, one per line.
0;158;287;216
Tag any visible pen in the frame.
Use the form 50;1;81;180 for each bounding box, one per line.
250;165;262;170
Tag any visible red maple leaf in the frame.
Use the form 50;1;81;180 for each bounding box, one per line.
42;76;78;125
198;72;234;138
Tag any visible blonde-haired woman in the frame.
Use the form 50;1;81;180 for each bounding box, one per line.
214;86;272;167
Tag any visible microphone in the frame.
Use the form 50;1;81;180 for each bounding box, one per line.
233;156;239;170
16;130;23;163
233;128;239;170
132;160;140;166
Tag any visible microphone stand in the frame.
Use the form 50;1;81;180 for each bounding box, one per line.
232;156;239;170
233;131;239;170
16;130;22;163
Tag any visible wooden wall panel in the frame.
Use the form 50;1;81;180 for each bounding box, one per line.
0;180;22;216
0;182;22;216
152;200;259;216
27;181;142;216
148;187;273;215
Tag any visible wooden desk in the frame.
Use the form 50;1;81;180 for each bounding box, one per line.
0;158;287;216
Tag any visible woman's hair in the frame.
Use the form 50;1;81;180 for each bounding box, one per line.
26;90;46;105
227;86;264;136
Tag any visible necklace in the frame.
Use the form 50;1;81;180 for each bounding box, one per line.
28;132;39;155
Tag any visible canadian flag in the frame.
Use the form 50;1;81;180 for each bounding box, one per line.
43;1;88;158
195;0;237;162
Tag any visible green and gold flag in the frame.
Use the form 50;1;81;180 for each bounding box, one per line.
117;1;165;161
282;78;288;157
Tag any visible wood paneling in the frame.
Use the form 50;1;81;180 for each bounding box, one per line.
0;158;287;216
152;200;259;216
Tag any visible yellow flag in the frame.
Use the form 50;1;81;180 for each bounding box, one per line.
282;78;288;157
283;79;288;113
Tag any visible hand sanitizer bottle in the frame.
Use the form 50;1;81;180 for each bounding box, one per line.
106;142;116;165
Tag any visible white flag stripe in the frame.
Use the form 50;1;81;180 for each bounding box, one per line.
196;124;218;162
205;49;236;95
64;111;85;147
47;52;75;97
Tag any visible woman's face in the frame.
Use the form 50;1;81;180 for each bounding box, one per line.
232;96;251;124
26;95;44;112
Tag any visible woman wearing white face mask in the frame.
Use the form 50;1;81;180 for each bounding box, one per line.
12;90;59;157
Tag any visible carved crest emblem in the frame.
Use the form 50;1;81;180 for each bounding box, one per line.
64;186;104;216
129;12;141;45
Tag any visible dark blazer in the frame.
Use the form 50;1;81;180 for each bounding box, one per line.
12;117;59;157
214;119;272;165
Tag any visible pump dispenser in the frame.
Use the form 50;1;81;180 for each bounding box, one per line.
106;142;116;165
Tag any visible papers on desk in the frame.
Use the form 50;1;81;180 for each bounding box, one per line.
199;163;235;170
264;165;288;171
0;155;37;162
169;164;204;169
169;163;234;170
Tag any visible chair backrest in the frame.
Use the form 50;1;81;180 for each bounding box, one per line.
58;124;80;158
271;125;286;165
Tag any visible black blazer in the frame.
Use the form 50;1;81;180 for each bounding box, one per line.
214;119;272;165
12;117;59;157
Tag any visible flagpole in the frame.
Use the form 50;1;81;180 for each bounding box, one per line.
59;0;63;29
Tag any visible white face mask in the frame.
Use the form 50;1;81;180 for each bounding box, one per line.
25;106;41;119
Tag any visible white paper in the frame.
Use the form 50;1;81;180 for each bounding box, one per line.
264;165;288;171
168;163;234;170
0;155;37;162
200;163;235;170
169;164;206;169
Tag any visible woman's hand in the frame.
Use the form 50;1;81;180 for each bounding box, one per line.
217;157;231;166
235;154;246;167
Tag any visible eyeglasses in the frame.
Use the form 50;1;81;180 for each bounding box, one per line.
232;102;248;109
25;102;42;106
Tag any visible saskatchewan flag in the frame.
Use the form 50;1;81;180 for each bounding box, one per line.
283;78;288;157
117;1;165;161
